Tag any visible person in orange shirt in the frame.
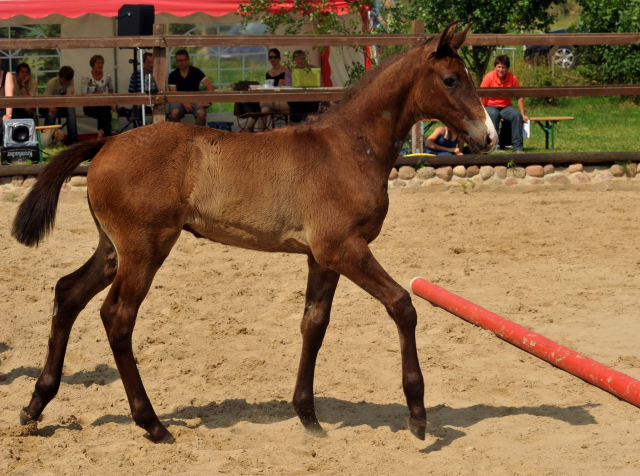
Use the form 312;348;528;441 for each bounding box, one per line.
480;55;530;152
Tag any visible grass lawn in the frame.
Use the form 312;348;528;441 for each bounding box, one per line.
523;96;640;153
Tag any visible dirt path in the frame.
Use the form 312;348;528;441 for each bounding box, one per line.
1;188;639;475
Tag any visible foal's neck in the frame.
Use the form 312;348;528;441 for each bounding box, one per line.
331;49;424;170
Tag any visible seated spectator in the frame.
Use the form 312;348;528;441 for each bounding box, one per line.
129;51;154;117
285;50;323;123
259;48;289;130
423;126;463;156
168;49;215;127
480;55;529;152
81;54;116;138
12;63;38;125
40;66;78;145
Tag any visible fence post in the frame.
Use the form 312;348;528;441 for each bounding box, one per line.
153;24;167;124
411;20;425;154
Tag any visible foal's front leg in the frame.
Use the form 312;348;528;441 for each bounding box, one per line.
316;238;427;440
293;256;340;434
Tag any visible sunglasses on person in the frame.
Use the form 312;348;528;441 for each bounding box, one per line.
268;55;279;59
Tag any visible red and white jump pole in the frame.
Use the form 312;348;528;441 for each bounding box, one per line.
410;277;640;408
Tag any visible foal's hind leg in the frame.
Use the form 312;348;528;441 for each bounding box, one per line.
293;255;340;434
315;238;427;440
21;232;117;424
100;238;179;444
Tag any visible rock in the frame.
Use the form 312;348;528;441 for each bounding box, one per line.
544;174;570;185
543;164;555;175
417;166;435;180
568;163;583;173
466;165;479;178
452;165;466;178
530;178;545;185
69;176;87;187
479;166;494;180
407;179;424;187
0;177;11;186
398;166;416;180
426;179;445;187
435;166;453;181
11;175;24;187
504;177;519;186
23;177;37;187
572;173;591;184
494;166;507;179
471;176;483;184
513;167;526;179
389;168;398;180
594;172;614;182
525;165;544;178
610;164;625;177
625;163;637;177
484;176;503;187
392;179;406;188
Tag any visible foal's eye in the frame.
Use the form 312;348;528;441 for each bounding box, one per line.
443;77;456;87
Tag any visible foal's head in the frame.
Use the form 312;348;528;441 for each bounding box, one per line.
412;23;497;153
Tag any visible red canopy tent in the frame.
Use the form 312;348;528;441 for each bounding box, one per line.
0;1;355;19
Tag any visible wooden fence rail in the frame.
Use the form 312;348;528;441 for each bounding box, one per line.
0;33;638;50
2;83;640;110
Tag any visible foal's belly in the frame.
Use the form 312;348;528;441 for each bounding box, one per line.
183;209;311;254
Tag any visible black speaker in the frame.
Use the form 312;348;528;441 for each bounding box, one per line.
117;5;155;36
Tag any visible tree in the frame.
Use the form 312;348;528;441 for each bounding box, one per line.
381;0;560;85
577;0;640;85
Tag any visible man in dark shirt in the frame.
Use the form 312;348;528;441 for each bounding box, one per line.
129;52;154;118
168;49;215;126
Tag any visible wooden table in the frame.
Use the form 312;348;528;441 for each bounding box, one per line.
529;116;574;150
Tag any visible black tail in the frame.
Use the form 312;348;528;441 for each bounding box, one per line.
11;139;107;247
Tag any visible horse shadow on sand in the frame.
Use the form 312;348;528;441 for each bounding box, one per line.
1;363;120;387
89;397;598;452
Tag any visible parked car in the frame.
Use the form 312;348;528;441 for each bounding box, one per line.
524;28;578;69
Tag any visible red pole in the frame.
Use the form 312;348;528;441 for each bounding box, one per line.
410;277;640;408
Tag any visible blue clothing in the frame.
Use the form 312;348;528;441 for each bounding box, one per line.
424;127;458;155
486;105;524;151
128;72;142;93
434;128;458;149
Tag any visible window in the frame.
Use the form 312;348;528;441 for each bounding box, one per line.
169;23;270;114
0;25;62;95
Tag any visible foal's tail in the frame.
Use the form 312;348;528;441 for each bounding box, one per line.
11;139;107;247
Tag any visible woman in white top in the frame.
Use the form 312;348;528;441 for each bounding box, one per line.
81;55;116;138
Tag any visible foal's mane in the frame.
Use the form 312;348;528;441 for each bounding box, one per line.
318;35;437;123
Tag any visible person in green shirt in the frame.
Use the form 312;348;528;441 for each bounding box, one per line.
40;66;77;145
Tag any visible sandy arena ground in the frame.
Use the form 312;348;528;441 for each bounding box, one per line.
1;186;640;475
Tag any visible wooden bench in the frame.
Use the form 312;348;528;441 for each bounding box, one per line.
422;116;574;150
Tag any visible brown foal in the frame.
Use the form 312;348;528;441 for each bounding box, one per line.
12;23;497;444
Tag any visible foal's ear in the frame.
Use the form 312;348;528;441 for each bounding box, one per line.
436;22;459;53
450;22;472;51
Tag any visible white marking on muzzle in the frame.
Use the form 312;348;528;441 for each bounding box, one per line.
483;106;498;150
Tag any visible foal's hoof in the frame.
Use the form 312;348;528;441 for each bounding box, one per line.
152;428;176;444
408;417;426;441
305;424;328;438
19;409;40;425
